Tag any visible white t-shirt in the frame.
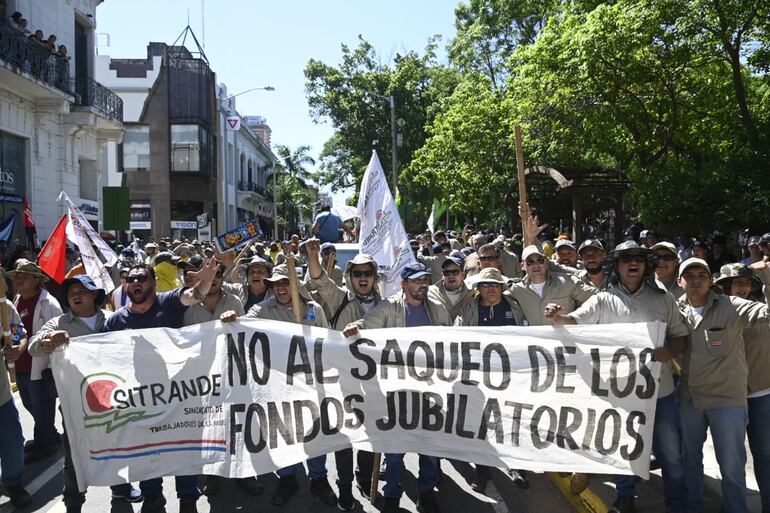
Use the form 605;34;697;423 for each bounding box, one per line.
532;282;546;298
691;305;705;324
78;314;99;331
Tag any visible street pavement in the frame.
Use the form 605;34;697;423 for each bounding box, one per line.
0;391;762;513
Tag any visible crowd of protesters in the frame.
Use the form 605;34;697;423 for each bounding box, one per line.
1;210;769;513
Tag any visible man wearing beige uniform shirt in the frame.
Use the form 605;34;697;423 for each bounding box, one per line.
677;258;769;513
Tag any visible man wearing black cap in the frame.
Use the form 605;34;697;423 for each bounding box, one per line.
428;256;473;321
577;239;608;290
343;262;451;513
28;275;142;512
554;239;581;269
546;241;690;513
758;232;770;260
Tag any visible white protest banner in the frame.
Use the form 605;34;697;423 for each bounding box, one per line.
60;192;118;267
62;199;114;292
53;320;664;490
356;151;415;296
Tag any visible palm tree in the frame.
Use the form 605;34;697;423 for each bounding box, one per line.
270;144;317;237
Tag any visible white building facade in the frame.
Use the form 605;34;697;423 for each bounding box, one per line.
0;0;122;245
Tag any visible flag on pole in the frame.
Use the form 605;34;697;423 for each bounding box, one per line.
426;199;447;235
0;212;16;242
37;214;68;283
59;193;115;292
356;151;415;297
23;199;39;250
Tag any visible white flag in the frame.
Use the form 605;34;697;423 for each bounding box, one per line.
356;151;415;296
427;201;436;235
60;192;118;267
60;194;115;292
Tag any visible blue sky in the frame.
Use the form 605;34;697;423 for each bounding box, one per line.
97;1;459;201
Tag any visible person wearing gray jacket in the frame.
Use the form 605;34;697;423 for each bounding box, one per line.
305;239;381;506
343;263;451;513
28;275;142;512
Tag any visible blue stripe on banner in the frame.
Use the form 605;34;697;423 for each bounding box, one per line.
90;446;228;461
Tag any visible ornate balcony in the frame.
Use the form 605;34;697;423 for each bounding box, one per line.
71;77;123;123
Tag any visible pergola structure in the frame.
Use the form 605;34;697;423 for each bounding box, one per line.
525;166;630;246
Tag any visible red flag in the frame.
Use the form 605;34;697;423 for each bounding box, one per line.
23;198;36;228
37;214;68;283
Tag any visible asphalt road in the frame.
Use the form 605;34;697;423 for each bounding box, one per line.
0;391;762;513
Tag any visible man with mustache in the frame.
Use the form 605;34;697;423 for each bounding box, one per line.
546;241;690;513
103;258;219;513
577;239;608;290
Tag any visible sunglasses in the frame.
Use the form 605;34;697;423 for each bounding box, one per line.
619;255;646;263
478;283;502;289
478;255;498;262
442;269;461;276
126;275;150;284
351;270;374;278
525;257;546;266
656;254;677;261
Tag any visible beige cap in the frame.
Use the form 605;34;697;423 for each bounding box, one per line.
474;268;508;287
522;245;545;261
651;241;678;257
679;257;710;278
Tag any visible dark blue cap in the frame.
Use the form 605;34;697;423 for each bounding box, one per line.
431;243;442;253
401;263;432;280
442;256;464;269
59;275;106;308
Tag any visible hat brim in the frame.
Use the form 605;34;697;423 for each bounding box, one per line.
403;271;432;280
7;270;49;282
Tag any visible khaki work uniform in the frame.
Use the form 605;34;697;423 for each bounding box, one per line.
509;272;596;326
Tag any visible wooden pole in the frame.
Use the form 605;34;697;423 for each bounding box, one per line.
514;125;530;242
0;270;16;383
369;452;381;504
286;254;302;324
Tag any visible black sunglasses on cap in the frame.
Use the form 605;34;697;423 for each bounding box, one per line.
619;254;646;263
126;275;150;284
351;270;374;278
525;257;546;266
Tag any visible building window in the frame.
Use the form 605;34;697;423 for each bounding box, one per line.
171;124;208;172
121;125;150;171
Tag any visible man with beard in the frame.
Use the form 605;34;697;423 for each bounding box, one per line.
305;239;382;509
677;258;769;513
454;268;526;492
554;239;580;269
714;261;770;513
103;259;219;513
343;263;451;513
577;239;608;290
429;256;474;321
651;242;684;298
546;241;689;513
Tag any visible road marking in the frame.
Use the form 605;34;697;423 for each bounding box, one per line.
25;457;64;497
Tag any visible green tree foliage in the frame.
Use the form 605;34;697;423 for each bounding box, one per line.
270;144;317;236
304;36;459;230
410;0;769;234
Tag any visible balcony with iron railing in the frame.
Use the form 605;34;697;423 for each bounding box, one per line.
237;180;266;196
0;20;71;94
71;77;123;124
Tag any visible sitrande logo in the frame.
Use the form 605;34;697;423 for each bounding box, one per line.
81;373;162;433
